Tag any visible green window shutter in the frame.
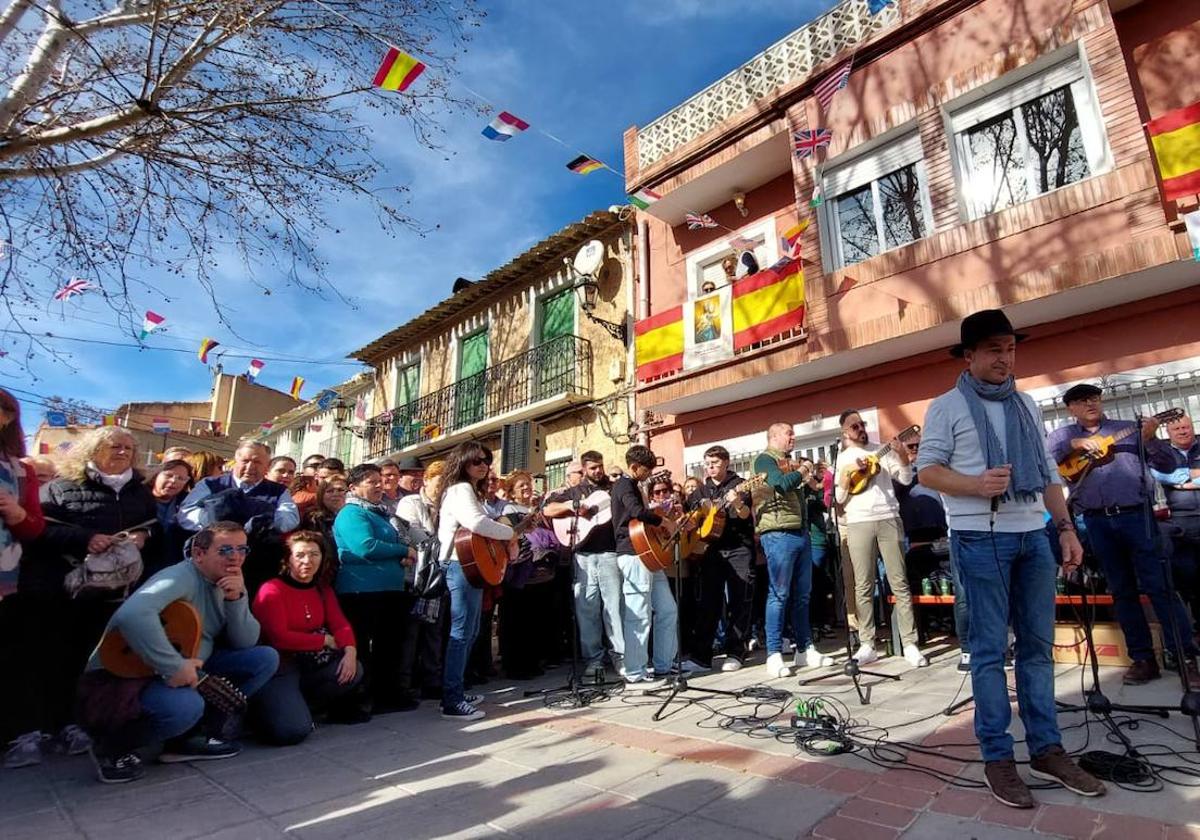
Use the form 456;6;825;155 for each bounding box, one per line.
539;288;574;344
456;331;488;427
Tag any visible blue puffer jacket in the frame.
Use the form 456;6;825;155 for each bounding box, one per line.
332;500;411;594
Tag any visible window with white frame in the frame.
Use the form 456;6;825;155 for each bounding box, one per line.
685;219;778;298
822;131;932;269
950;47;1110;219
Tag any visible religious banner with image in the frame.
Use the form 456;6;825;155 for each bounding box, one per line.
683;285;734;371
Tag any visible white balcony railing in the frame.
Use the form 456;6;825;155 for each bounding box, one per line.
635;0;900;171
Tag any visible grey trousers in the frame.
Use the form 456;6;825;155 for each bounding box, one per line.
845;517;917;648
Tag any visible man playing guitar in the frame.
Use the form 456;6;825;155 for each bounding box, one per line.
83;521;280;783
685;446;756;673
542;450;625;681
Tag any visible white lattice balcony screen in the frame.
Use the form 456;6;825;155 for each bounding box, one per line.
636;0;900;171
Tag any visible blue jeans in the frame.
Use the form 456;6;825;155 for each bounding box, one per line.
616;555;677;679
442;560;483;709
948;536;969;653
138;645;279;745
1083;510;1199;660
953;529;1060;762
760;529;812;655
574;551;625;670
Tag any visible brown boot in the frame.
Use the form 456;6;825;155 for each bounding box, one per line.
984;759;1034;809
1122;659;1161;685
1029;745;1106;797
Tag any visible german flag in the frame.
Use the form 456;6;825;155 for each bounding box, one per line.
1147;101;1200;201
566;154;603;175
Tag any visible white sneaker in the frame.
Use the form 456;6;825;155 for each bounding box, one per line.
747;637;761;652
853;644;878;666
57;724;92;756
679;658;711;675
903;645;929;668
766;653;791;679
797;646;834;670
719;657;743;672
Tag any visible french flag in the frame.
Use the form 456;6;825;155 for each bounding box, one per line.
481;111;529;142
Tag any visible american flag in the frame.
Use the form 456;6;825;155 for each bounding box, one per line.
814;62;852;111
793;129;833;159
53;277;91;301
685;213;718;230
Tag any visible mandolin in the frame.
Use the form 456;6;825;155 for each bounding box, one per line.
842;425;921;495
454;508;543;588
1057;408;1185;484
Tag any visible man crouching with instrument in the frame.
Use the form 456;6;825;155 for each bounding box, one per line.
80;521;279;783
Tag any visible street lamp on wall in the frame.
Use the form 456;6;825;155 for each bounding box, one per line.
333;398;371;438
566;240;627;344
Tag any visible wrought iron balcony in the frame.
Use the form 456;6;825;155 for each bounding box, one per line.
366;334;593;459
634;0;899;172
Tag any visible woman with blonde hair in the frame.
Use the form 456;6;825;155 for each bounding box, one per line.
7;426;158;769
184;450;225;482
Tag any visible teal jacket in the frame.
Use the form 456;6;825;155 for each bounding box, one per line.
332;502;411;594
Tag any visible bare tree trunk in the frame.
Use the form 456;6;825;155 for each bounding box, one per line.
0;0;71;135
0;0;34;48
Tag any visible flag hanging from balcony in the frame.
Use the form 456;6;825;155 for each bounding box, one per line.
566;154;603;175
355;396;367;421
197;337;219;364
867;0;892;14
481;111;529;141
138;310;164;340
814;62;852;111
1146;101;1200;201
316;389;338;410
685;213;718;230
634;258;805;380
289;376;305;400
628;188;662;209
793;129;832;159
53;277;91;301
372;46;426;92
780;219;810;256
152;417;170;434
245;359;265;383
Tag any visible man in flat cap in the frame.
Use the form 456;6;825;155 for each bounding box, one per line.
1047;383;1200;690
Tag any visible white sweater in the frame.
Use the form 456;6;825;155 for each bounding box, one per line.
437;482;514;562
395;491;435;538
834;443;911;524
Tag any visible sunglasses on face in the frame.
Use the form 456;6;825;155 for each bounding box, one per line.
652;488;671;495
216;545;250;558
467;457;492;467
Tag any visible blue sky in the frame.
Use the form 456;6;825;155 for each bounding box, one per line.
6;0;830;430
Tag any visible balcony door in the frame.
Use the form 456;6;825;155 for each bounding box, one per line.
456;330;488;428
536;288;574;399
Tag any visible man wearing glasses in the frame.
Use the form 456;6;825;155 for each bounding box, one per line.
834;410;925;669
1047;384;1200;689
83;522;279;782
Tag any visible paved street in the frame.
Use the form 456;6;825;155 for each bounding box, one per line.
6;641;1200;840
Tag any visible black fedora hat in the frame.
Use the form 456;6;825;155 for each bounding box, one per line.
950;309;1027;358
395;454;423;472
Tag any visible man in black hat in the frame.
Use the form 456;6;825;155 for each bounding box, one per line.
916;309;1105;809
1047;384;1199;689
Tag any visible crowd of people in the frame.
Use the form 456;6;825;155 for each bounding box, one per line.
2;309;1200;811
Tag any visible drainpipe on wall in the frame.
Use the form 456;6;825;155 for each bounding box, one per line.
636;215;651;445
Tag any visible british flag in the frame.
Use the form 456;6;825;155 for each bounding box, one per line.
793;129;833;159
53;277;92;301
685;213;718;230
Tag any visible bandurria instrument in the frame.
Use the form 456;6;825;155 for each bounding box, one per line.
843;425;922;495
98;599;246;715
454;508;543;588
1057;408;1185;484
550;490;612;547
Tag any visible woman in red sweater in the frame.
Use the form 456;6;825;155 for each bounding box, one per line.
251;531;366;744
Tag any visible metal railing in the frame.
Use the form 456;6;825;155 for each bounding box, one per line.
1037;370;1200;431
366;334;593;459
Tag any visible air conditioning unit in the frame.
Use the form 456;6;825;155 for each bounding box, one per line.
500;421;531;473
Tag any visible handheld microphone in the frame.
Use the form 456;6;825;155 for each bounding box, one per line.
990;494;999;530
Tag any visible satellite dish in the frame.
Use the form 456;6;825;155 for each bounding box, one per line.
572;240;605;277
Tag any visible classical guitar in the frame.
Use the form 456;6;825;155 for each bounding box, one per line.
98;599;246;716
1057;408;1185;484
550;489;612;547
630;517;686;572
843;425;922;495
693;474;770;543
454;508;543;588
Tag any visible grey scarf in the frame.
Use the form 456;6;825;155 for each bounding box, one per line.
955;371;1051;502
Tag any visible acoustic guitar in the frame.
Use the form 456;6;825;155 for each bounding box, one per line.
1057;408;1184;484
454;508;543;588
550;490;612;547
693;474;769;542
98;599;246;716
843;425;922;495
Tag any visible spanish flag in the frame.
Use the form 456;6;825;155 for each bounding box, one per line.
1147;101;1200;201
197;337;219;364
289;376;305;400
372;47;426;92
634;258;806;380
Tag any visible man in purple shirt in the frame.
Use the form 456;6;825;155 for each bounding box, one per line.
1047;383;1199;689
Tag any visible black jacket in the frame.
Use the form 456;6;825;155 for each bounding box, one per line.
20;472;159;596
611;475;661;556
687;473;754;553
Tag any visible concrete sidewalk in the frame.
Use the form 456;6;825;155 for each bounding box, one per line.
4;644;1199;839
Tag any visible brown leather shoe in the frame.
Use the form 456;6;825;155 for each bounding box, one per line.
1184;660;1200;691
1029;745;1106;797
984;759;1034;809
1122;659;1161;685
